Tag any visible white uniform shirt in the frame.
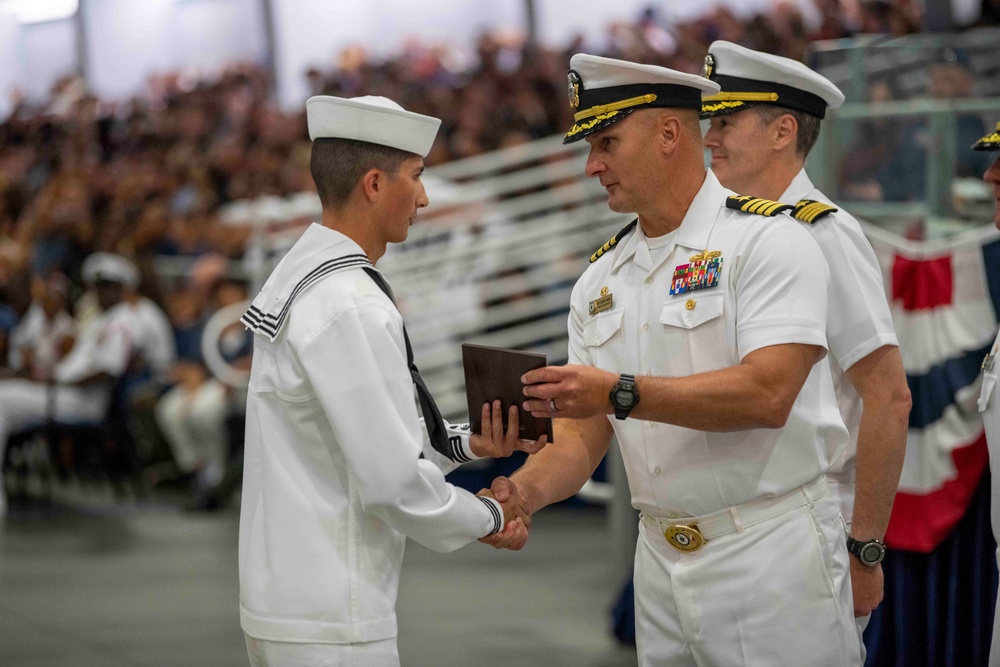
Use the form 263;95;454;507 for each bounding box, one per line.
569;171;847;517
7;304;75;375
52;302;136;385
130;297;176;379
239;223;502;645
780;169;899;523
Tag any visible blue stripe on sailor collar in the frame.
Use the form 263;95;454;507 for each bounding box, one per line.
241;224;375;341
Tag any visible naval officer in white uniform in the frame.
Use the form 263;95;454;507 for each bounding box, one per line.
974;119;1000;667
485;54;859;665
238;95;542;667
700;41;912;657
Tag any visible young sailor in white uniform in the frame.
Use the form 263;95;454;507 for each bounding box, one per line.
238;95;541;667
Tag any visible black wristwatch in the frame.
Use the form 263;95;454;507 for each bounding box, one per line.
846;536;886;566
610;373;640;420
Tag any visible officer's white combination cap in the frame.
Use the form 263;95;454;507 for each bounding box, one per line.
701;41;845;119
306;95;441;158
82;252;140;288
563;53;720;144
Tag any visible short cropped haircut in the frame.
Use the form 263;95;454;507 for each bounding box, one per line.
310;138;414;209
753;105;821;158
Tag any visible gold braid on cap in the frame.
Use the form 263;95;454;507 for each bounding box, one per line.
701;92;780;103
574;94;658;122
566;111;620;139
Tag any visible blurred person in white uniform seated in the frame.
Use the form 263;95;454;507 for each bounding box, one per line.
238;95;544;667
0;253;140;515
4;273;75;381
974;119;1000;667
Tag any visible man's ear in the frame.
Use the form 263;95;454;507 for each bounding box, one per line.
361;168;382;203
657;113;682;157
772;114;798;153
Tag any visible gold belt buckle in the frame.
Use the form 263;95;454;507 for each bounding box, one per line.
664;523;706;552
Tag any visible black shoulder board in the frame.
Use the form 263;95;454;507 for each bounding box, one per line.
590;219;638;263
725;195;794;217
792;199;838;224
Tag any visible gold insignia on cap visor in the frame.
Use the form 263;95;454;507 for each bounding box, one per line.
568;70;581;109
701;54;715;79
973;121;1000;151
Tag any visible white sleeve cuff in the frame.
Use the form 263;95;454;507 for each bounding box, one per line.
445;421;486;463
478;496;503;535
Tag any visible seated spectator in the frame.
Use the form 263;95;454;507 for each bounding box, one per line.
4;273;75;381
0;253;141;515
839;78;905;201
880;48;993;201
155;275;250;510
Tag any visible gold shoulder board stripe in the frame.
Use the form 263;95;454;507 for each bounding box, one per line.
792;199;838;224
725;195;793;217
590;219;638;263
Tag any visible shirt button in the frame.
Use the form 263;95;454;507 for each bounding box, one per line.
642;323;649;332
653;467;661;476
647;421;655;429
668;512;681;518
645;277;654;285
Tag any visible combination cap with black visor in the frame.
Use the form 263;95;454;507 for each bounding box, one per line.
700;41;845;119
563;53;720;144
973;121;1000;151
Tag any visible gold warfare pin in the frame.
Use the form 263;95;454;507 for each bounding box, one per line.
567;70;581;109
701;54;714;79
589;285;612;315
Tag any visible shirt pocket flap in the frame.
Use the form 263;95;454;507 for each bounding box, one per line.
659;292;724;330
583;309;624;347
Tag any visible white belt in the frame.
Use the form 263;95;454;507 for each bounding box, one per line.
641;476;829;552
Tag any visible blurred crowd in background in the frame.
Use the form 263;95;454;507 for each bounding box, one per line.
1;0;998;510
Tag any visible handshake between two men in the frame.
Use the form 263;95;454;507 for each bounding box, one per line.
469;363;619;552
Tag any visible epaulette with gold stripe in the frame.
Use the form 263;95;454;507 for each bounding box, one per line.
590;219;637;263
792;199;838;224
725;195;794;217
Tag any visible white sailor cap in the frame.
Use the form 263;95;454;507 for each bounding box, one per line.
82;252;140;288
701;41;845;119
973;121;1000;151
564;53;720;144
306;95;441;158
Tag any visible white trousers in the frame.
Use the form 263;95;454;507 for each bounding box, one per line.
0;379;107;512
244;634;399;667
634;486;859;667
155;380;229;485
